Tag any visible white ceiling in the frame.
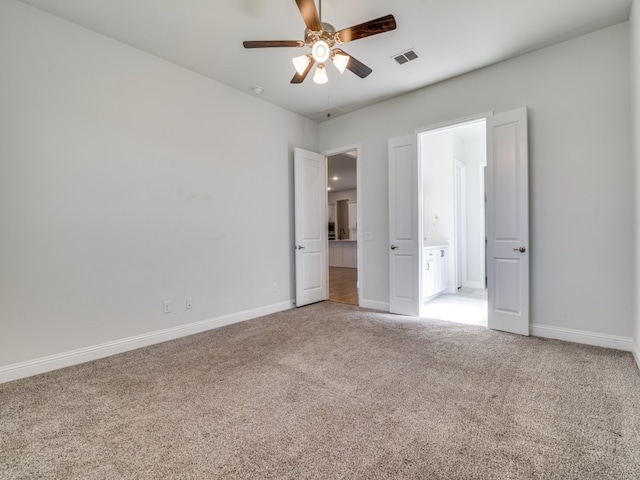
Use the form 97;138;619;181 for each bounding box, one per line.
328;152;357;192
18;0;633;123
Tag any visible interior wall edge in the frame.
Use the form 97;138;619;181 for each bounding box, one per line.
530;324;633;352
0;300;294;385
633;342;640;371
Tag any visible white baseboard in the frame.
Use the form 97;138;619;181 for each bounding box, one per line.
0;300;294;384
359;299;389;312
633;342;640;371
530;324;633;352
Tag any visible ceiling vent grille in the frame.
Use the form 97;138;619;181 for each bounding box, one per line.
393;49;419;65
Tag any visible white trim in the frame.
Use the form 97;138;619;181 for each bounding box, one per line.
479;161;487;289
464;281;485;289
415;112;493;136
531;324;633;352
0;300;294;384
454;159;467;289
360;299;389;312
633;342;640;371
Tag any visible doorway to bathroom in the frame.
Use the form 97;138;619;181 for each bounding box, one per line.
420;119;488;326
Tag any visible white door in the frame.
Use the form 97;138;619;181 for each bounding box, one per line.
486;107;529;335
388;135;422;316
294;147;328;307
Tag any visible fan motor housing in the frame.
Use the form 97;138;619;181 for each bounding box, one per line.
304;22;337;47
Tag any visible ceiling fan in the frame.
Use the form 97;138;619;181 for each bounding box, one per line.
243;0;397;84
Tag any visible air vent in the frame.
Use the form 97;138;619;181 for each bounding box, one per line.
317;105;345;119
393;49;419;65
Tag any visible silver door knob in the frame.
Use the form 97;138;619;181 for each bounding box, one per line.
296;245;305;250
390;244;399;250
513;246;526;253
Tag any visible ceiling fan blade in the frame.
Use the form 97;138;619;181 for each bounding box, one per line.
295;0;322;32
336;14;397;43
243;40;304;48
291;58;316;84
334;49;372;78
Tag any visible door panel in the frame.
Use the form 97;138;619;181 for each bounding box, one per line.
487;107;529;335
494;258;521;314
388;135;421;316
294;148;327;307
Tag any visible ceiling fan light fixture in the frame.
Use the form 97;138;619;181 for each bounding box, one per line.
332;51;350;74
292;54;311;75
313;63;328;84
311;40;330;63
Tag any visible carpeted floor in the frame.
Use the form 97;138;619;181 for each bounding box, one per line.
1;301;640;479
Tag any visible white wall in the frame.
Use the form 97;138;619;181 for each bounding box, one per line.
328;189;357;204
0;0;318;371
319;22;633;340
422;131;454;243
631;0;640;367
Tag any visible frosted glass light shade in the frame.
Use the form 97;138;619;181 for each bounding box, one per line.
292;54;311;75
311;40;330;63
313;63;328;84
332;52;350;74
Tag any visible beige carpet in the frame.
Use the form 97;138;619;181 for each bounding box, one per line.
1;301;640;479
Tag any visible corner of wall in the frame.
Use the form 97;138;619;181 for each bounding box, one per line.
632;0;640;372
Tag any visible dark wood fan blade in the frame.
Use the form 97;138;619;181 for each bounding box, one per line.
336;14;397;43
291;58;316;84
334;49;372;78
243;40;303;48
295;0;322;32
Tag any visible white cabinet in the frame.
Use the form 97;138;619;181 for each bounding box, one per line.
423;246;448;301
329;241;357;268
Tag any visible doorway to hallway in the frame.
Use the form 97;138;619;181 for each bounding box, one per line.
327;150;359;306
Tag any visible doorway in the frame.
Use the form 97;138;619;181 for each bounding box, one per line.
327;150;359;305
420;119;488;326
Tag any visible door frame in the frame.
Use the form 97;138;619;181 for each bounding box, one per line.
454;158;467;290
323;144;362;305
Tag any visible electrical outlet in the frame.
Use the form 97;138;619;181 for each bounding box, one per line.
163;300;171;314
186;297;193;309
272;283;278;293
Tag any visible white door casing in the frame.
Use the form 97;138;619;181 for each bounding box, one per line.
454;159;467;289
294;148;328;307
486;107;529;335
388;135;422;316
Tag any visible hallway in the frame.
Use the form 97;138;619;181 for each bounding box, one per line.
329;267;358;305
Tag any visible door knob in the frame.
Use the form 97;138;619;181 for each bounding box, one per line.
513;246;526;253
390;244;399;250
296;245;305;250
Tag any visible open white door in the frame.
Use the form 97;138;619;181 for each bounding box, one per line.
486;107;529;335
294;147;328;307
388;135;422;316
